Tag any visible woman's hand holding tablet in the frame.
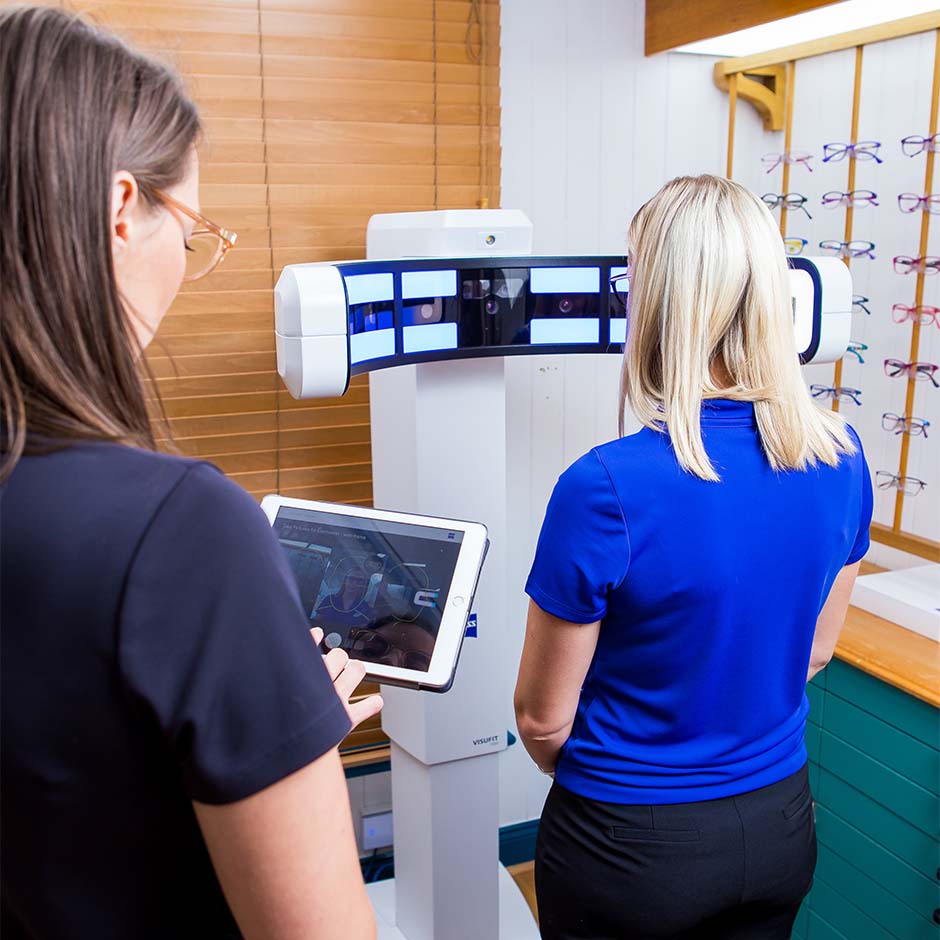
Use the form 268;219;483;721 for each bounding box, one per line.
310;626;384;728
263;496;488;692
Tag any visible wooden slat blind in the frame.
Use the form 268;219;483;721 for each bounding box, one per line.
23;0;501;754
50;0;500;510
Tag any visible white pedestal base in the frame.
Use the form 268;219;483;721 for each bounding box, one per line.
367;864;540;940
851;564;940;641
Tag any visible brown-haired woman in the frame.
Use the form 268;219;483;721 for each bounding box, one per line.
0;7;381;938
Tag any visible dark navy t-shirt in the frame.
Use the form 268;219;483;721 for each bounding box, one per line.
1;443;351;938
526;400;872;804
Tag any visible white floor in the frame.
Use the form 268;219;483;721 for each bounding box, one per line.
366;863;540;940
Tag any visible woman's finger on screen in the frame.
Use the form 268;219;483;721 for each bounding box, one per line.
309;626;324;646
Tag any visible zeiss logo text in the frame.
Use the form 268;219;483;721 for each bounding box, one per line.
473;735;500;747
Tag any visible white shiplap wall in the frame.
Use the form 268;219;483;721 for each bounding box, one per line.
497;0;938;826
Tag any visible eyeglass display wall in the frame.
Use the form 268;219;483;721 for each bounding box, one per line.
727;28;940;560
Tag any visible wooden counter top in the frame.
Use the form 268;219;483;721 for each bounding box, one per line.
835;564;940;709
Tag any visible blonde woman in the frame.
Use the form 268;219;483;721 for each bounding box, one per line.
514;176;871;939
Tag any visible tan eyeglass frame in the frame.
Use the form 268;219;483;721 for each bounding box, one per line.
155;190;238;281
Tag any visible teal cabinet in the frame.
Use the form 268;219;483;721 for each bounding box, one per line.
792;661;940;940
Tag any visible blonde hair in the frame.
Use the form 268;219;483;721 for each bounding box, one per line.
620;174;855;481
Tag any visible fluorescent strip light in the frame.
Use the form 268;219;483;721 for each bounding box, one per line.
530;318;600;345
402;269;458;300
675;0;938;57
403;322;459;354
609;319;627;344
345;273;394;306
530;267;600;294
350;328;395;364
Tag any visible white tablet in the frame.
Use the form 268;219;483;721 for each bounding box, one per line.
260;495;488;693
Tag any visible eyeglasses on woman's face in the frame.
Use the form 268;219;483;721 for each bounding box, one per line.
810;384;862;405
346;627;431;671
875;471;926;496
609;270;631;311
881;412;930;438
155;190;238;282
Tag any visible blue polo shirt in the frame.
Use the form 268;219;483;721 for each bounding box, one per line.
526;399;872;805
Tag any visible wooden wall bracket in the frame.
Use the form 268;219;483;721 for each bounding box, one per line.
713;62;787;131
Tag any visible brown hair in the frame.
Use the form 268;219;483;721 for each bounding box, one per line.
0;5;201;481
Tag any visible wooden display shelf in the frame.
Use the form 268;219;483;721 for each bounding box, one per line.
836;563;940;708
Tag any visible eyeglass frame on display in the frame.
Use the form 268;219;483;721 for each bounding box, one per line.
892;255;940;275
845;341;868;363
761;152;814;174
901;133;940;157
155;190;238;282
819;239;876;260
822;190;879;208
881;412;930;438
822;141;883;164
875;471;927;496
762;192;812;218
883;358;940;387
897;193;940;215
809;384;862;405
892;304;940;327
852;295;871;316
784;237;808;256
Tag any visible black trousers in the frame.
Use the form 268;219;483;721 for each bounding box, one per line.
535;764;816;939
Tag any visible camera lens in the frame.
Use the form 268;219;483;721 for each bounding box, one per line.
559;298;573;314
485;299;499;315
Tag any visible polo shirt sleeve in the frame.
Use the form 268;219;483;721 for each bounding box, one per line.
845;425;873;565
118;463;351;805
525;449;630;623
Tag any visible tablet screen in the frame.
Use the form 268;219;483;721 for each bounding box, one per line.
273;507;464;673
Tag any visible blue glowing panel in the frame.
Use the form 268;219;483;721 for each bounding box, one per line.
403;322;459;354
350;328;395;364
402;269;458;300
530;267;600;294
609;318;627;344
530;318;600;345
345;273;394;306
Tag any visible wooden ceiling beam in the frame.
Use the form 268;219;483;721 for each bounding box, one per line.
645;0;841;56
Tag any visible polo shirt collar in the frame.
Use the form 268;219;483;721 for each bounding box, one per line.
700;398;756;427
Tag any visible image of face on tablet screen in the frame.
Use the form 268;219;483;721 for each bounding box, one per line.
273;508;463;672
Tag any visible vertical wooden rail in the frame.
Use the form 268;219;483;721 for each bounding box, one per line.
894;27;940;530
779;62;797;235
726;73;738;179
832;46;865;414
